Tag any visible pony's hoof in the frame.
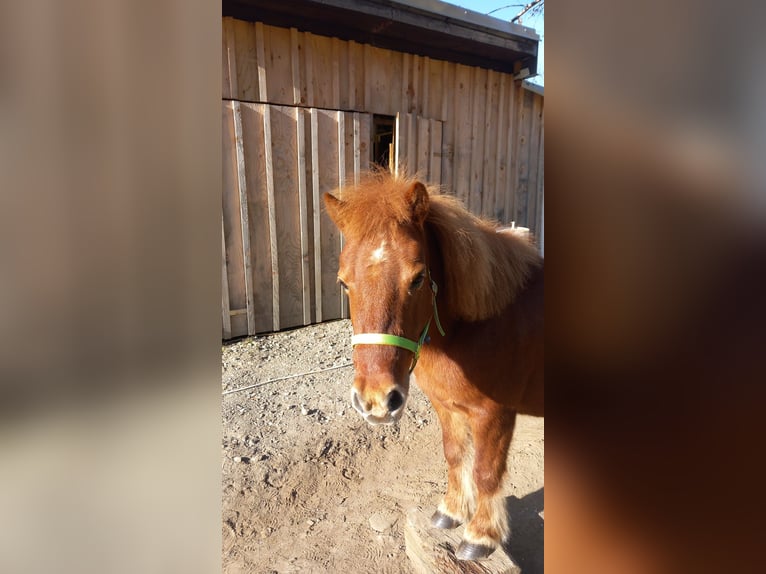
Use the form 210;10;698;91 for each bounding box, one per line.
430;510;461;529
455;540;496;561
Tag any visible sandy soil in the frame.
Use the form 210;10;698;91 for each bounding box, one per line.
222;320;543;574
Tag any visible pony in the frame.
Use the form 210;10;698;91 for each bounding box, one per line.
324;171;544;561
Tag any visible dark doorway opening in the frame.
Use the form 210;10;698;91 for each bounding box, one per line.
372;115;395;170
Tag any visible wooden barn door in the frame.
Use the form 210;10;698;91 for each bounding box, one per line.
393;113;444;185
222;101;371;339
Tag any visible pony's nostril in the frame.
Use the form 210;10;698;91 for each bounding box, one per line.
387;389;404;412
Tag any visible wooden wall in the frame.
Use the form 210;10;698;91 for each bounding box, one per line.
222;17;544;339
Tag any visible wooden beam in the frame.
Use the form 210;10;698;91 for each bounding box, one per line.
364;43;372;111
401;53;410;114
305;32;315;106
506;81;519;224
494;73;507;221
255;24;280;330
417;116;430;178
296;107;311;325
348;40;356;109
337;111;347;319
232;101;256;335
310;108;322;322
221;213;232;340
421;56;430;119
468;66;483;214
481;69;495;217
290;27;301;105
429;119;442;185
263;106;280;331
353;112;361;184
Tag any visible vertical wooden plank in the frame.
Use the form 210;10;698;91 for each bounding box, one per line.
401;53;411;113
429;119;443;185
453;64;473;204
506;80;519;224
481;70;498;218
337;112;346;187
337;111;347;318
407;113;416;177
221;214;232;340
515;88;534;226
363;43;372;112
239;103;273;333
539;180;544;257
353;112;361;184
468;67;486;215
421;57;430;119
526;94;543;233
394;112;403;177
384;47;395;115
412;55;420;116
301;109;317;322
367;45;393;115
337;37;350;109
263;109;280;331
417;116;430;178
332;37;341;109
534;103;545;240
316;34;332;109
390;51;403;116
440;60;454;192
310;108;322;322
255;21;268;101
270;105;304;329
494;73;508;221
348;40;356;109
222;101;247;336
222;18;233;99
429;56;444;121
232;101;256;334
359;113;371;170
304;32;315;107
296;107;311;325
256;23;280;329
290;27;301;105
317;109;342;320
233;19;257;102
264;24;292;104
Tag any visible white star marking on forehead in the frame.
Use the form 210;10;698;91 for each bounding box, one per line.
369;241;387;264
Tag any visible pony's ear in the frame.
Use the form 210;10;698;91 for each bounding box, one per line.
406;181;430;225
323;193;344;226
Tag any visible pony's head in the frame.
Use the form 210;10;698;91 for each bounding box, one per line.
324;175;437;425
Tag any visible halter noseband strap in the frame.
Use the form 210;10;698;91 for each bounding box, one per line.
350;269;446;373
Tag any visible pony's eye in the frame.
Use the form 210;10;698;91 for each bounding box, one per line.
409;273;425;291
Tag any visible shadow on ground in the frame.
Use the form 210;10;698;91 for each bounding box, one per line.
501;488;544;574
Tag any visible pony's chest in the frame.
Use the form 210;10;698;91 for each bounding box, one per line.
413;350;481;404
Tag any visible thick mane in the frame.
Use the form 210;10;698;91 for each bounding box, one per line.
329;170;423;238
328;171;542;321
426;193;541;321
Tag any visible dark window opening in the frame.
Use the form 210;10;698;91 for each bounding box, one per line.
372;115;395;170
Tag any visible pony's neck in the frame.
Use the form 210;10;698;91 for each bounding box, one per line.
425;196;541;322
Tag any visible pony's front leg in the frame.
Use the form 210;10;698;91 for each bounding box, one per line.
456;408;517;561
430;400;474;530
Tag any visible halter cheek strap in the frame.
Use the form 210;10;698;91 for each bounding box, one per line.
350;269;446;373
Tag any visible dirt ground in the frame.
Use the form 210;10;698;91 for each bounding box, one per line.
222;320;544;574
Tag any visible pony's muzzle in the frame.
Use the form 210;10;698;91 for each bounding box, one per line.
350;385;407;425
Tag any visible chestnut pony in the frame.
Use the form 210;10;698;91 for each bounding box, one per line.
324;172;543;561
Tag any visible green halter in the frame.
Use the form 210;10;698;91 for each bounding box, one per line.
350;269;446;373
